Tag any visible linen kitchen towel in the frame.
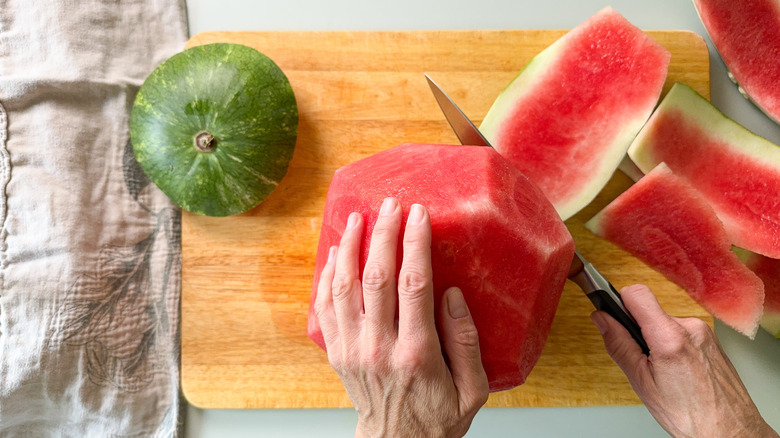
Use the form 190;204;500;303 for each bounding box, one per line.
0;0;187;436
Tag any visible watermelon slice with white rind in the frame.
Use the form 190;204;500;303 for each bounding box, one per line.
692;0;780;124
735;248;780;339
479;7;670;221
628;83;780;259
586;163;765;339
308;143;575;391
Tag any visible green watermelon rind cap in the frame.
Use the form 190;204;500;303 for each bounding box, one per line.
130;43;298;217
480;7;670;221
628;82;780;258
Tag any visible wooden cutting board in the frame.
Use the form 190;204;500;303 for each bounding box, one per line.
181;29;711;409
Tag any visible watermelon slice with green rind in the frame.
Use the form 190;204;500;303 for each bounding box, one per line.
586;163;765;339
693;0;780;124
735;248;780;339
479;7;670;220
628;83;780;259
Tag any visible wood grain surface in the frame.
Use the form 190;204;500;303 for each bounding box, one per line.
181;29;711;409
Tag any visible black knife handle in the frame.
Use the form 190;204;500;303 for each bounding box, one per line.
587;284;650;355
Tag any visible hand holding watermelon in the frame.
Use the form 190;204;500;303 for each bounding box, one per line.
313;198;489;437
316;199;778;437
592;285;779;438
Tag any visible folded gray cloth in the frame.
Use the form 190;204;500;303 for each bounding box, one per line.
0;0;188;436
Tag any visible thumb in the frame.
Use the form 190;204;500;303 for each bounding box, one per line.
440;287;489;410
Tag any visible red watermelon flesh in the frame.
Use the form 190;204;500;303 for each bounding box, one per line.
308;143;575;391
479;7;670;220
629;83;780;259
585;163;765;338
693;0;780;123
740;250;780;338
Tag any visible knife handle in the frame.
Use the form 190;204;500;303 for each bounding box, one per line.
587;284;650;356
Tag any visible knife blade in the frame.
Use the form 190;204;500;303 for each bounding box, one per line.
424;74;493;148
425;74;650;355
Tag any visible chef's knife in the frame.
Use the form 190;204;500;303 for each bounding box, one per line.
425;74;650;355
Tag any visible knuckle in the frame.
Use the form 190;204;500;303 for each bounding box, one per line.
331;275;354;300
313;299;330;323
398;267;430;299
605;338;636;361
394;346;430;375
359;345;387;371
682;318;714;347
372;220;397;237
655;331;689;358
403;227;428;245
686;317;712;335
454;324;481;352
362;264;393;293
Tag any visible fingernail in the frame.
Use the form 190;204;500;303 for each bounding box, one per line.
347;212;359;229
591;312;608;335
447;287;468;319
327;246;337;264
408;204;425;225
380;197;396;216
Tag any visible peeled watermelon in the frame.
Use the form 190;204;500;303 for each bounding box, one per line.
308;143;575;391
586;163;765;338
480;7;670;220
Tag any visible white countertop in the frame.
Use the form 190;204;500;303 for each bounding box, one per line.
183;0;780;436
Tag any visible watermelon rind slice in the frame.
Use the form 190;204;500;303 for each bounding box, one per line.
628;82;780;259
585;163;765;339
480;7;669;220
692;0;780;124
734;247;780;339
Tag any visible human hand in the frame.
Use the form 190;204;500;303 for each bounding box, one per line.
592;284;778;438
314;197;489;438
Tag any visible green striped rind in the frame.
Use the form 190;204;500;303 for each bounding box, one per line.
629;83;780;171
130;43;298;216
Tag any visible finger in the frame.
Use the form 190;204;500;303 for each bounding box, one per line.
397;204;436;348
619;284;681;349
440;287;489;413
315;246;340;353
362;197;402;343
331;212;365;347
591;310;647;382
